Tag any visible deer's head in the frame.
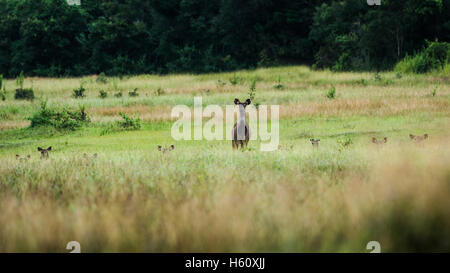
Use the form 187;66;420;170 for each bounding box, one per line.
310;139;320;148
37;146;52;158
158;145;175;154
372;137;387;145
16;154;31;161
234;98;251;108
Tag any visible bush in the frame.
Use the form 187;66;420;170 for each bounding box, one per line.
96;72;108;84
129;88;139;97
99;90;108;98
72;85;86;98
117;112;141;130
395;41;450;74
15;88;35;100
326;86;336;99
114;91;123;98
28;101;90;130
100;112;141;135
154;87;165;96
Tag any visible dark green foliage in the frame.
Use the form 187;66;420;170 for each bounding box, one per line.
72;85;86;98
248;79;257;101
117;112;141;130
99;90;108;98
395;41;450;73
0;0;447;76
128;88;139;97
114;91;123;98
28;101;90;130
14;89;34;100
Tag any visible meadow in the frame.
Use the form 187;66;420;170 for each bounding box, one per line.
0;66;449;252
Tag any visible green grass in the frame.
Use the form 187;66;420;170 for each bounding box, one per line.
0;66;449;252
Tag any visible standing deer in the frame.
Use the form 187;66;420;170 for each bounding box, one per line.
37;146;52;159
409;134;428;143
372;137;387;147
232;98;251;149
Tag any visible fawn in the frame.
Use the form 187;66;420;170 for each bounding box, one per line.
409;134;428;143
16;154;31;162
37;146;52;159
232;98;251;149
372;137;387;147
310;139;320;149
158;145;175;154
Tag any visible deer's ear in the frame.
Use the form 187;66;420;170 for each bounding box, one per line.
169;145;174;151
157;145;162;151
245;99;251;105
384;137;388;142
47;146;52;151
38;147;43;151
234;98;240;105
409;134;414;139
372;137;376;143
317;139;320;142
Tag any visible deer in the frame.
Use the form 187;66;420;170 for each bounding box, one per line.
83;153;98;159
37;146;52;159
310;139;320;149
158;145;175;154
409;134;428;143
16;154;31;162
232;98;251;150
372;137;387;147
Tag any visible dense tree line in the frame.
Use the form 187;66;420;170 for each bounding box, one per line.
0;0;448;77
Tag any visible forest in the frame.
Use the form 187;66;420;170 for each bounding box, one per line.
0;0;449;77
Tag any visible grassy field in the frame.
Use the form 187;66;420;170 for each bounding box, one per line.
0;66;449;252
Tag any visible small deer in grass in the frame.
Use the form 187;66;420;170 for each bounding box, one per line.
310;139;320;149
16;154;31;162
410;134;428;143
372;137;387;147
232;98;251;150
158;145;174;154
83;153;98;159
37;146;52;159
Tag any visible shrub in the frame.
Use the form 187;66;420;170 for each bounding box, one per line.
99;90;108;98
337;137;353;152
326;86;336;99
28;101;90;130
96;72;108;84
229;73;241;85
248;78;257;101
273;75;284;90
154;87;165;96
16;71;24;90
395;41;450;74
129;88;139;97
117;112;141;130
431;85;438;97
15;88;35;100
73;85;86;98
100;112;141;135
114;91;123;98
